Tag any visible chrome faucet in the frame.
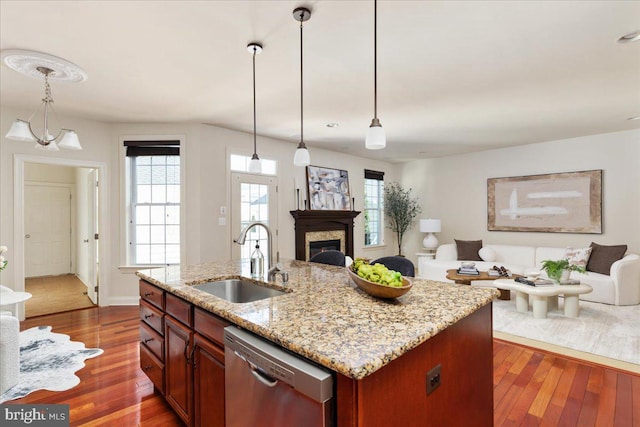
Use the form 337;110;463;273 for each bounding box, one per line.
234;221;281;281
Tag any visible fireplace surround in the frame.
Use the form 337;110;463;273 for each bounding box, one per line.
290;210;360;261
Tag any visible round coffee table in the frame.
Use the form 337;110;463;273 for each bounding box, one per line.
445;269;519;300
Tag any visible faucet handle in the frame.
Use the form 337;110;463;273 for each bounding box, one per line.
279;271;289;284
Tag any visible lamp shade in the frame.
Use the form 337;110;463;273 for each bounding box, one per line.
293;145;310;167
365;124;386;150
5;119;34;141
420;219;441;233
58;130;82;150
249;157;262;173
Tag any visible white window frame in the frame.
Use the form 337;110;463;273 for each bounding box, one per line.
364;174;384;247
120;135;186;268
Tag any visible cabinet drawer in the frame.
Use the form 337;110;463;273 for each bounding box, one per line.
166;293;193;327
140;321;164;361
140;280;165;310
140;300;164;335
140;343;165;394
194;308;230;347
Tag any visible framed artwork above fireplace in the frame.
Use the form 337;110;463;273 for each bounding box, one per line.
306;165;351;210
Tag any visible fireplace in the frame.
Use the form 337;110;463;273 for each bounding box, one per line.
290;210;360;261
309;239;341;259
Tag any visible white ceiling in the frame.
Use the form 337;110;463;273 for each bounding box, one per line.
1;1;639;162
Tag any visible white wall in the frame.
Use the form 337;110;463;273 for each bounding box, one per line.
2;106;399;306
401;129;640;266
25;163;76;183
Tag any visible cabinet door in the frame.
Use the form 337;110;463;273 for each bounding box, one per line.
193;334;225;427
165;316;193;426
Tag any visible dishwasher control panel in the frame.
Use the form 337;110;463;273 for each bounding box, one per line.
235;340;295;385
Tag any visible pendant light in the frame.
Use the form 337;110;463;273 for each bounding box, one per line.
247;42;263;174
293;7;311;167
365;0;386;150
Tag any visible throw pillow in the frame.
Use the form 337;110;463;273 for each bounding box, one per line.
478;247;497;262
586;242;627;275
565;247;592;268
455;239;483;261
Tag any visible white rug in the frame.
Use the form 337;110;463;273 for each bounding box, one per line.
493;298;640;365
0;326;103;403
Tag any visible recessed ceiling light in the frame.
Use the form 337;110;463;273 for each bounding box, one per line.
617;30;640;43
627;116;640;121
326;123;339;128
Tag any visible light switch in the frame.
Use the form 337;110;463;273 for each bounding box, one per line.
220;206;227;215
218;217;226;226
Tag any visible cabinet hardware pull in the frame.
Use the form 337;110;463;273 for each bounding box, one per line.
189;345;198;369
143;365;152;371
143;338;153;343
144;292;153;297
144;314;153;319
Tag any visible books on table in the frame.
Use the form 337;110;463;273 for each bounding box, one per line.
457;267;479;276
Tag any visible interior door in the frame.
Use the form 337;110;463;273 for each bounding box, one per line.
25;184;72;277
86;169;99;304
230;173;278;265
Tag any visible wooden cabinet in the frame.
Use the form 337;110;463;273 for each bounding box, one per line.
139;280;228;427
193;333;225;427
165;315;194;425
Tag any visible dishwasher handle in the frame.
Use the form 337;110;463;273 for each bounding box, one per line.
250;366;278;387
235;349;279;387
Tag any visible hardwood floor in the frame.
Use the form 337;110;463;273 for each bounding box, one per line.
7;306;639;426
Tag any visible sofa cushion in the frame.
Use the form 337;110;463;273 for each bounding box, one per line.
455;240;483;261
565;247;592;268
586;242;627;275
479;247;497;262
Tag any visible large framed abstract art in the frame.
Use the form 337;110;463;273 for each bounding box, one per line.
487;170;602;233
306;166;351;210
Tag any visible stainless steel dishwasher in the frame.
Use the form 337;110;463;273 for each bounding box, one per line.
224;326;333;427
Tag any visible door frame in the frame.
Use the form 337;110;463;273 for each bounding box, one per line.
13;154;109;318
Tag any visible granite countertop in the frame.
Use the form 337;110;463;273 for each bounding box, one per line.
137;259;498;380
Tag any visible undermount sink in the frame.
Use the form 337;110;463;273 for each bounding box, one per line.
192;279;287;303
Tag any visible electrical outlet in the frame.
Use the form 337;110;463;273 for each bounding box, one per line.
218;217;226;226
426;364;442;395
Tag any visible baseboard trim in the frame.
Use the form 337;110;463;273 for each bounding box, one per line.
494;331;640;375
106;296;140;306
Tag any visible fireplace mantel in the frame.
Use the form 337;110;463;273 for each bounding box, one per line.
290;210;361;261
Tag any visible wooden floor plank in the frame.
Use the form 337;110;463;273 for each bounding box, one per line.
6;307;639;427
614;373;633;427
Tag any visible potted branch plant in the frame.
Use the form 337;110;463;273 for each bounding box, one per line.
540;259;586;283
384;182;421;257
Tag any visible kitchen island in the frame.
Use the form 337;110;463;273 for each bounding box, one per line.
137;259;498;426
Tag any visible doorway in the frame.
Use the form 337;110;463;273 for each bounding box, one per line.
230;172;278;264
13;155;108;320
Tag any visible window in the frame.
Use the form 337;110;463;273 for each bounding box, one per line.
125;140;180;265
364;169;384;246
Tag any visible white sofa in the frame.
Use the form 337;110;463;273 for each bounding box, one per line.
420;243;640;306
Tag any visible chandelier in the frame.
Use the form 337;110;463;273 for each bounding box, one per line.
3;50;86;151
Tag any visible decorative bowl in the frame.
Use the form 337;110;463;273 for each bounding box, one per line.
347;267;412;299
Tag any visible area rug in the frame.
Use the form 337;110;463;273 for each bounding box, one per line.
0;326;103;403
493;298;640;365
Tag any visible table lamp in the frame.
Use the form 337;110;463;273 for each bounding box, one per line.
420;219;441;250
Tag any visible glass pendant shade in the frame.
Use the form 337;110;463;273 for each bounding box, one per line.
366;120;386;150
58;129;82;150
249;155;262;173
5;120;35;141
293;144;310;167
